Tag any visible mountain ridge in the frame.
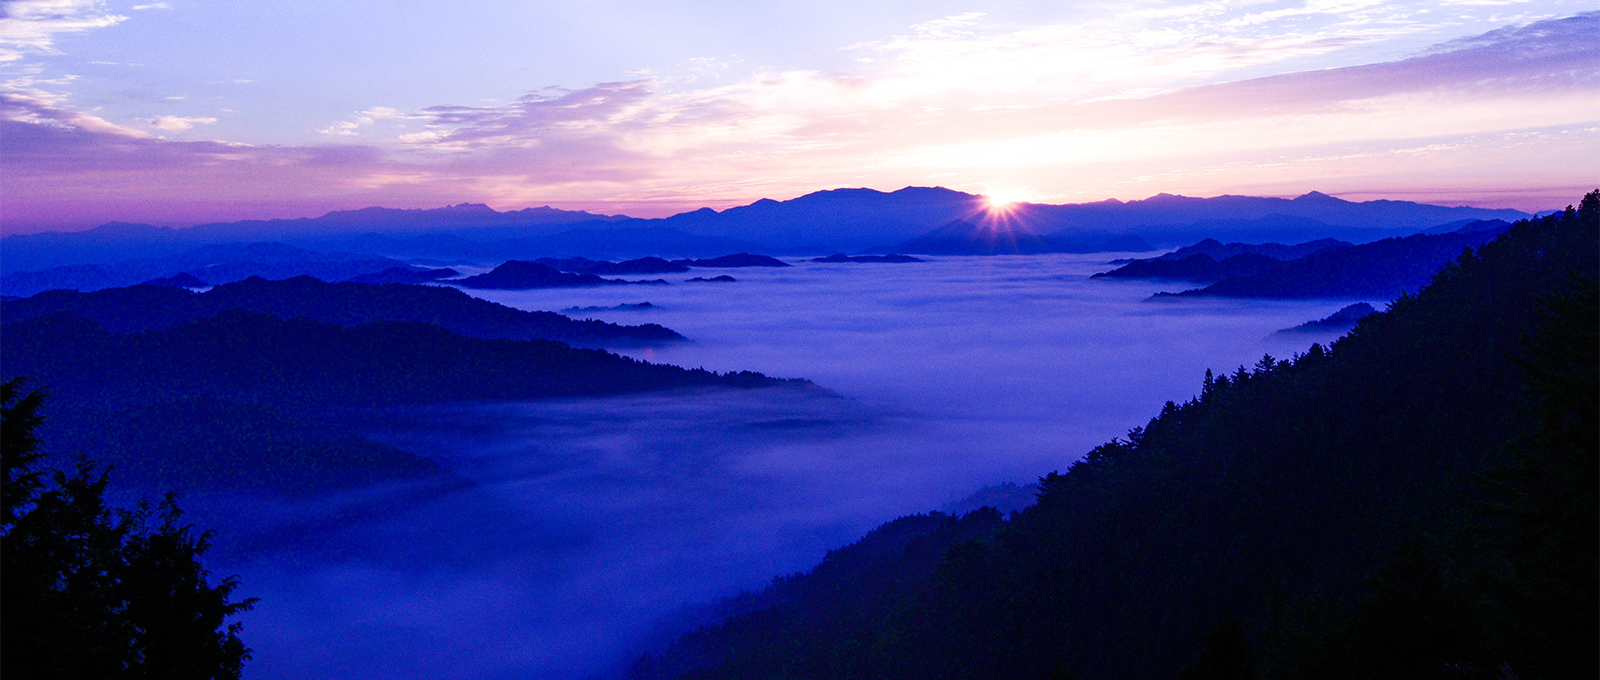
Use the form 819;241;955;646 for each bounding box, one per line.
4;189;1532;274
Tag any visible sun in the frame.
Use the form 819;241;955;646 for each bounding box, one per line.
984;190;1025;213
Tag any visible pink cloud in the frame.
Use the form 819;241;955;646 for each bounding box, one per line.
3;13;1595;234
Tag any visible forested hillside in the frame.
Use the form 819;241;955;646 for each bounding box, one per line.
1;309;796;496
628;192;1599;680
2;275;683;347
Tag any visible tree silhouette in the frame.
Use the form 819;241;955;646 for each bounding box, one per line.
1;378;256;679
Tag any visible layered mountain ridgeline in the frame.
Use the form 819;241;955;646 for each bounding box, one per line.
1150;227;1510;299
565;302;658;313
624;194;1598;680
1092;252;1285;283
2;276;682;348
672;254;790;268
1;309;800;497
141;272;210;287
890;220;1155;256
0;241;429;297
1274;303;1378;336
454;260;669;289
1416;218;1512;235
532;254;790;275
1109;237;1352;265
347;266;460;284
1096;238;1354;284
3;310;782;413
810;254;924;263
661;189;1528;252
6;190;1531;273
537;257;692;274
0;204;631;272
688;275;738;283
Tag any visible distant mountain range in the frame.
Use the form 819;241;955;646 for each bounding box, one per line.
0;241;423;297
2;188;1534;278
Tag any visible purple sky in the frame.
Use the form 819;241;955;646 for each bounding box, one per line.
1;2;1596;233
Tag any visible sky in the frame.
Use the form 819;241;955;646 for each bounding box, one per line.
1;0;1597;232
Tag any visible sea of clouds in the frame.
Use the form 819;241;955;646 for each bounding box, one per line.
189;254;1371;680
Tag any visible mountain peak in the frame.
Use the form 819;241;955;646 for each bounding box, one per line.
1293;191;1345;203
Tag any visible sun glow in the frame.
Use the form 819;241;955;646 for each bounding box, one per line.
983;191;1027;213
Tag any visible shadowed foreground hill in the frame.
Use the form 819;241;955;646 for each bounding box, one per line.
1;275;683;348
626;193;1598;680
0;310;796;496
3;310;770;408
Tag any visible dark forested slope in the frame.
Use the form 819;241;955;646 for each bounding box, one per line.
628;193;1598;680
2;276;682;347
2;310;770;409
1;308;794;496
1154;228;1508;299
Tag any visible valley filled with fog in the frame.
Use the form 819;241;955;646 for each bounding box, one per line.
186;254;1372;680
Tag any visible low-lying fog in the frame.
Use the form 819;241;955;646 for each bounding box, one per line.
204;255;1374;680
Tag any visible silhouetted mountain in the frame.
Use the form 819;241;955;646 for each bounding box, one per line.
1416;218;1513;235
672;254;790;268
942;482;1040;516
500;228;768;261
811;254;925;263
655;188;1525;252
291;203;628;234
346;266;459;284
1153;227;1511;299
1031;193;1529;247
535;257;691;275
563;302;657;313
1071;215;1372;249
3;310;779;410
4;190;1533;273
2;309;796;496
1;222;194;274
1274;303;1378;336
1141;237;1352;263
657;187;988;252
687;275;738;283
1;275;683;348
1092;253;1285;283
0;241;422;296
624;193;1598;680
296;228;768;263
140;272;209;288
455;261;636;289
187;258;423;287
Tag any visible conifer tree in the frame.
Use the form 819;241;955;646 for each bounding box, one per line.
1;378;256;680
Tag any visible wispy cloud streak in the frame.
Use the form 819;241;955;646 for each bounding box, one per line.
2;9;1596;231
0;0;126;62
